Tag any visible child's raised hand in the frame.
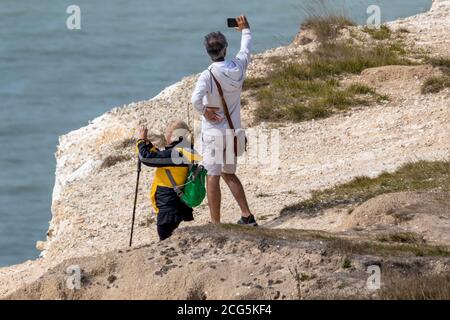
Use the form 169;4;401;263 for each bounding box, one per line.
138;126;148;141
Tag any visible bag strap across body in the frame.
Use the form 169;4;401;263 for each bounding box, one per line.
165;164;204;197
208;69;235;132
209;69;246;156
165;169;184;197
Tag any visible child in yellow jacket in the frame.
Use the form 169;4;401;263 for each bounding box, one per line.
137;121;200;240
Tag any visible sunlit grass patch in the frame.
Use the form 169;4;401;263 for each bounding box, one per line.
245;38;409;123
281;161;450;215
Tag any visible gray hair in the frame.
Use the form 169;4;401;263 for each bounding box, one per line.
165;120;192;145
204;32;228;61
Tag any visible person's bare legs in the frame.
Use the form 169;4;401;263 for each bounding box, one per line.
221;173;252;218
207;175;221;223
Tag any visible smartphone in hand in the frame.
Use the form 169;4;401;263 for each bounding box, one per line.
227;18;238;28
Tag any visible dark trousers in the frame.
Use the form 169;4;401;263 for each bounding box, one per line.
157;221;180;241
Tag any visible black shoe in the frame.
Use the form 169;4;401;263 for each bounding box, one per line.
237;214;258;227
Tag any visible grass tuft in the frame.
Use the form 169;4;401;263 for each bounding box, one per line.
101;155;132;169
363;25;392;40
302;15;355;42
281;161;450;215
327;237;450;258
341;257;352;269
376;232;425;244
245;38;411;123
421;76;450;94
427;56;450;69
380;273;450;300
398;27;410;33
210;224;450;258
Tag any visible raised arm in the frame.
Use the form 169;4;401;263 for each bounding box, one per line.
136;127;186;167
235;16;252;72
136;139;185;167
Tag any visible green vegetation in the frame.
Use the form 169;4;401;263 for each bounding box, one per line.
186;283;207;300
101;154;132;169
363;25;392;40
327;237;450;258
240;97;249;107
380;273;450;300
427;56;450;69
263;40;410;81
421;56;450;94
421;75;450;94
300;272;316;281
256;192;271;198
254;78;387;122
376;232;425;244
341;257;352;269
216;223;334;242
209;224;450;258
282;161;450;215
398;27;410;34
244;16;412;123
302;15;355;42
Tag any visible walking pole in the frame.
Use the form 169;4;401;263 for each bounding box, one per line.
129;159;142;247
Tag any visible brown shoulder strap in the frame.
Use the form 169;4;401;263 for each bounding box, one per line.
209;69;235;131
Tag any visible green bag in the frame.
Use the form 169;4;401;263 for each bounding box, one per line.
180;165;207;208
165;164;207;208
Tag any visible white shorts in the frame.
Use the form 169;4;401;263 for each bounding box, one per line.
201;134;237;176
